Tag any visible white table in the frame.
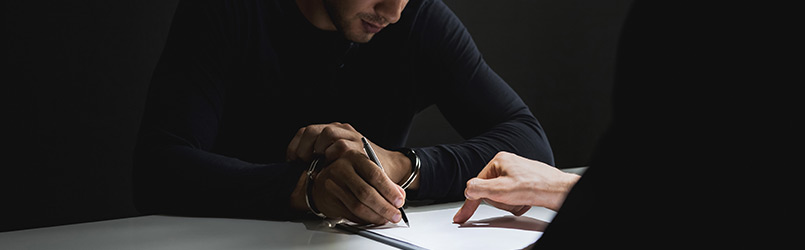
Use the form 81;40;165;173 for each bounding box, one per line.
0;202;557;250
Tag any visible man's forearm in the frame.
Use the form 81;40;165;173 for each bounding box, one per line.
410;113;553;202
134;144;306;219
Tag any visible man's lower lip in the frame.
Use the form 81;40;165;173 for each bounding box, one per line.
362;20;382;33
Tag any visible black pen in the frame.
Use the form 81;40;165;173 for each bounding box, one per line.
361;137;410;227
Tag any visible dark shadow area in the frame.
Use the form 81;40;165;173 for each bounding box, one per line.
458;215;549;232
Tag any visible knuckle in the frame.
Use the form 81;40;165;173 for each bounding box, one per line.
347;148;366;158
494;151;508;158
502;151;519;162
378;205;393;217
355;187;372;202
333;139;351;150
491;152;512;165
349;201;365;214
321;126;335;137
305;124;324;134
464;184;477;198
494;151;509;160
328;140;351;157
465;179;475;189
333;138;349;146
341;123;355;131
302;126;315;136
368;168;386;185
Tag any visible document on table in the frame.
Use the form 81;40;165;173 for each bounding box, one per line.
351;203;556;250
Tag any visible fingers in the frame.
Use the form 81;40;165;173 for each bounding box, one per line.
295;125;324;162
396;184;406;201
455;177;529;223
323;138;361;163
286;122;361;163
464;176;532;216
315;126;360;158
513;205;531;216
453;198;530;224
350;152;405;208
287;123;403;225
341;162;402;223
312;151;404;225
322;178;388;225
453;199;481;224
485;199;530;216
287;124;326;162
464;177;509;201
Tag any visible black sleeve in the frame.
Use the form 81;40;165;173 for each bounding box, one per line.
408;0;554;201
133;0;304;219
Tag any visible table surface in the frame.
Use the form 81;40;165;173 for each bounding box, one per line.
0;201;558;250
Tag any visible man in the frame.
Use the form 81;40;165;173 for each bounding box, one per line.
134;0;553;225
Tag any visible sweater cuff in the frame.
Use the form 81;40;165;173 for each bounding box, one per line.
404;147;439;201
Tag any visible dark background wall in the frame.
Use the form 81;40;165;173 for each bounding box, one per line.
411;0;630;169
1;0;630;232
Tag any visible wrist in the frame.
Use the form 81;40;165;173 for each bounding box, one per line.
562;173;581;192
304;157;327;218
545;173;580;211
377;146;420;190
380;149;410;185
395;148;420;190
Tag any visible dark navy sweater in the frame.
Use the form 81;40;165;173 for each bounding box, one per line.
134;0;553;219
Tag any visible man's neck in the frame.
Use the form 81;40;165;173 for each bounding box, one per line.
295;0;336;31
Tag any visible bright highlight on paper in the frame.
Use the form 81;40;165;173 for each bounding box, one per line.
358;202;556;250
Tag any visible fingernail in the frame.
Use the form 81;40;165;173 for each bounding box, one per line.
394;198;404;207
392;213;401;223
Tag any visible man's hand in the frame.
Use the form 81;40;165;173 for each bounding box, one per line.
311;150;406;224
286;122;362;164
286;122;415;188
286;122;415;224
452;152;580;224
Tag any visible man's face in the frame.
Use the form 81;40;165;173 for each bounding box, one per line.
323;0;409;43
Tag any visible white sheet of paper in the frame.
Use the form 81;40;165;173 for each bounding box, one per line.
363;203;556;250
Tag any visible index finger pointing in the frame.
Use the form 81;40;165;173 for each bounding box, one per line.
453;199;481;224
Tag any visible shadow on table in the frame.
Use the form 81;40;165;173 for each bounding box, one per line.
458;215;549;232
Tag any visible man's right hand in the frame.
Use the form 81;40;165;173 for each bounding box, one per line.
308;149;406;224
286;122;411;224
